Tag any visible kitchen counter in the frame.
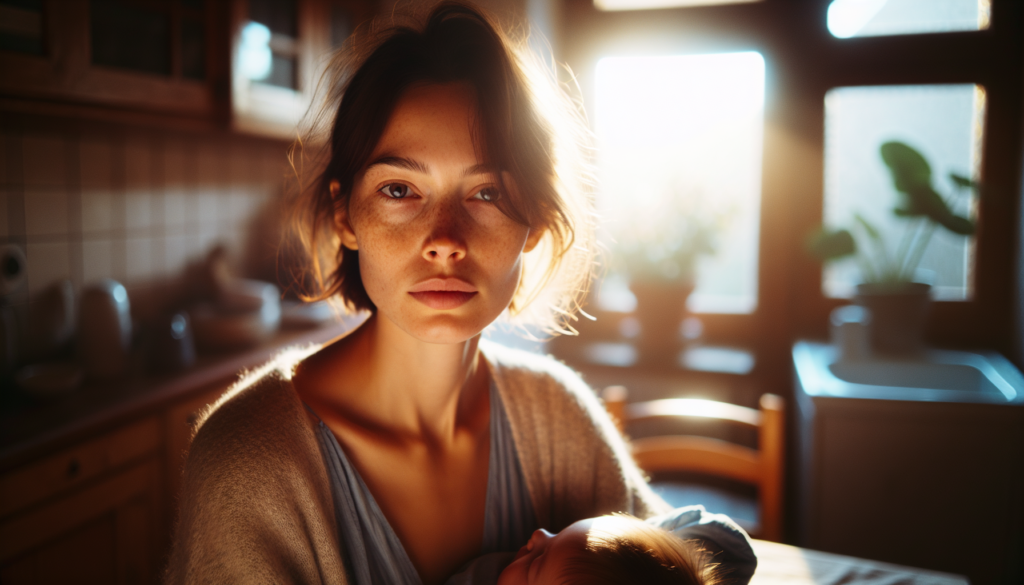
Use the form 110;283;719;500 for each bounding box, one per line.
0;318;358;472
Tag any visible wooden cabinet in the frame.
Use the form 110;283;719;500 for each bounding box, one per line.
0;322;347;584
0;383;230;585
0;0;223;117
0;418;164;585
0;0;374;136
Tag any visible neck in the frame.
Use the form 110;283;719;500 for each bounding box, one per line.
328;312;488;441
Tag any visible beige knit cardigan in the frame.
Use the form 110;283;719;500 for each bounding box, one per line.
165;341;669;584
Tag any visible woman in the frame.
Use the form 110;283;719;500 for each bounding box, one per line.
166;4;666;584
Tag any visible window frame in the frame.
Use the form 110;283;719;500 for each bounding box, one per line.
558;0;1023;372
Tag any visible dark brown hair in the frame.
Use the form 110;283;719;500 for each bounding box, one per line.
561;515;720;585
290;1;595;333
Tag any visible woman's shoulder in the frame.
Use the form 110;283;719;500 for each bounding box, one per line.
187;348;321;476
168;349;343;584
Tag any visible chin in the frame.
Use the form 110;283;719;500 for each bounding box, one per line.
402;313;492;345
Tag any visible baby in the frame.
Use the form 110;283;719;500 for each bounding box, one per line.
447;506;758;585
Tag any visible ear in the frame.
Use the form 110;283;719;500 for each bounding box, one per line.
523;226;544;253
331;180;359;251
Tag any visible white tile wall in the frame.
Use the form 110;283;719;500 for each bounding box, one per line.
0;134;8;186
164;234;190;275
163;189;187;229
79;139;112;189
125;236;155;281
25;241;70;292
125;190;152;231
22;135;66;188
82;239;113;284
24;189;68;237
0;191;7;239
81;189;115;233
2;124;288;299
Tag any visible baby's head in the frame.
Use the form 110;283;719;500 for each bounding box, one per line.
498;514;719;585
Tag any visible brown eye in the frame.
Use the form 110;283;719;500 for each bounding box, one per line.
380;183;411;199
472;187;501;202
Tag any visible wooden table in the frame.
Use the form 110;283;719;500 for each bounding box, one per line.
751;540;968;585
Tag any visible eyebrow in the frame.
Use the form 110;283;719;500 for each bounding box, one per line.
364;156;428;174
364;156;497;178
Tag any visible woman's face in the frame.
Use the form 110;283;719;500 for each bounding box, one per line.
336;82;539;344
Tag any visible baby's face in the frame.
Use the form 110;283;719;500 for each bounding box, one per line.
496;519;595;585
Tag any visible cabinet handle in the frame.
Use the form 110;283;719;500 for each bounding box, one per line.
67;458;80;478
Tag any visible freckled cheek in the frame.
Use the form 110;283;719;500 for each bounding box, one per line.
475;228;527;304
352;224;415;302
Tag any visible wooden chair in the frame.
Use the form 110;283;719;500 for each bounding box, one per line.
603;386;785;542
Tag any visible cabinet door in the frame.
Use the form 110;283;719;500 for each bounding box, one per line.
0;458;162;585
0;0;219;116
0;418;161;518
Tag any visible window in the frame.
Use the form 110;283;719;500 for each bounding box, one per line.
594;52;766;314
560;0;1021;358
822;84;985;300
827;0;990;38
247;0;299;90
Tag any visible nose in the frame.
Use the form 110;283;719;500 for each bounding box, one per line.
422;200;468;264
526;528;555;552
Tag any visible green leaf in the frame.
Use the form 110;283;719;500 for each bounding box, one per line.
853;213;881;243
941;214;975;236
898;185;976;236
880;141;932;193
806;228;856;261
949;173;978;190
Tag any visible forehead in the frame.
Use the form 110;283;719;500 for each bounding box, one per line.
369;82;483;163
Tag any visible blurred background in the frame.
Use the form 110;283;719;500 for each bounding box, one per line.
0;0;1021;584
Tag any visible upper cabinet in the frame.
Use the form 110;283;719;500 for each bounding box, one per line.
0;0;223;117
0;0;374;138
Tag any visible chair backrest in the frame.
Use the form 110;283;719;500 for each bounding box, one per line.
603;386;784;542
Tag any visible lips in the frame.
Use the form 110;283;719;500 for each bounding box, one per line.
408;278;478;309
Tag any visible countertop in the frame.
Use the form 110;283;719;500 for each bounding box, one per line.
0;318;357;471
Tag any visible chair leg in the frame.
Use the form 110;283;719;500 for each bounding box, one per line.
758;394;785;542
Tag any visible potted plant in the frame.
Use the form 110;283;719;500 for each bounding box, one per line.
808;141;978;354
608;186;729;359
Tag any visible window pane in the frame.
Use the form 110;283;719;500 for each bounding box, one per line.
822;84;985;300
595;52;765;314
91;0;171;76
827;0;990;39
261;54;296;89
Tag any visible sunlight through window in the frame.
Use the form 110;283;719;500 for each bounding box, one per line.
827;0;989;39
595;52;765;314
822;84;985;300
595;0;760;11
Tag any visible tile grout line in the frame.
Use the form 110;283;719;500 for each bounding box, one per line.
67;131;84;290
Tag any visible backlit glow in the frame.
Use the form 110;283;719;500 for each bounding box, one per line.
239;21;272;81
595;0;760;10
827;0;989;39
595;52;765;314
